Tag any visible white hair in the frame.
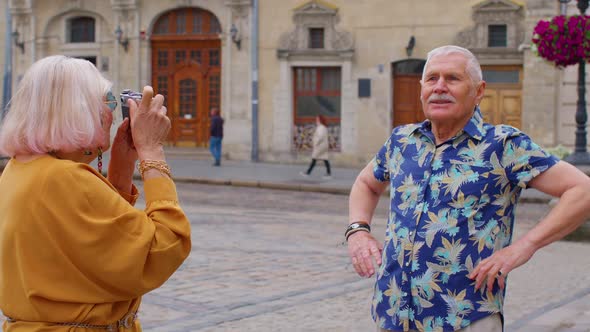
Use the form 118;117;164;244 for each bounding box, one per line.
422;45;483;84
0;55;112;156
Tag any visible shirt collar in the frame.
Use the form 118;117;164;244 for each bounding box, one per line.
412;106;486;142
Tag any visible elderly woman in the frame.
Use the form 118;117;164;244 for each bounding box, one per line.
0;56;191;331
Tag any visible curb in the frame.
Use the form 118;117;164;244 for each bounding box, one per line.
173;176;351;195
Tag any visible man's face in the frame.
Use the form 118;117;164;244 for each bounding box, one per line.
420;53;485;125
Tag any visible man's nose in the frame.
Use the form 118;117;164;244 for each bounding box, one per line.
433;78;448;93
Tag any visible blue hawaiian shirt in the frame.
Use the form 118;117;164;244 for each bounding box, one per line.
371;108;558;331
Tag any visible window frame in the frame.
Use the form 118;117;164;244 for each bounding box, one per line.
308;28;325;49
292;66;341;123
67;16;96;43
487;24;508;48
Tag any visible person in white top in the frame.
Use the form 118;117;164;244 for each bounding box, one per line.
301;115;331;179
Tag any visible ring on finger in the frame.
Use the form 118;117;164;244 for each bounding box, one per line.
497;270;504;278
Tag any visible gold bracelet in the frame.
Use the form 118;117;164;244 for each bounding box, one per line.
138;160;172;179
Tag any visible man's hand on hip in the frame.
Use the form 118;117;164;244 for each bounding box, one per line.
347;231;383;278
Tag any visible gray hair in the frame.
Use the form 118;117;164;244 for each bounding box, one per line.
0;55;112;156
422;45;482;84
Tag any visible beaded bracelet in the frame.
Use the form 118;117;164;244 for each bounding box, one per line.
138;160;172;179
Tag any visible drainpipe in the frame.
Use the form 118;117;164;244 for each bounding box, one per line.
251;0;259;162
2;0;12;119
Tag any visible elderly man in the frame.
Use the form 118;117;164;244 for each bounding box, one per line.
347;45;590;331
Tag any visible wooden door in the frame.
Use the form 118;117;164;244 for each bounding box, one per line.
150;7;222;146
480;65;522;129
393;75;425;127
480;88;522;128
170;64;206;145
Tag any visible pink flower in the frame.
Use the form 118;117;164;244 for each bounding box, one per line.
532;15;590;67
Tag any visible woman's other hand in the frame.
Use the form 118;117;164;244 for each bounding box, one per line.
108;118;138;193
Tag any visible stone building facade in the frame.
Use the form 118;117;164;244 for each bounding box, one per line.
0;0;587;167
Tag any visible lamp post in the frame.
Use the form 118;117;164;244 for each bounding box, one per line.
564;0;590;164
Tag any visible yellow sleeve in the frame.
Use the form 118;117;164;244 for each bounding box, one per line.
33;163;191;302
117;183;139;206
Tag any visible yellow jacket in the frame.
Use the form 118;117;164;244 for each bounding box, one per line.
0;156;191;331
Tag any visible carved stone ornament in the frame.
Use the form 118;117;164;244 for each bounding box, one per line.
225;0;252;18
111;0;138;11
9;0;32;16
277;0;353;59
454;0;524;63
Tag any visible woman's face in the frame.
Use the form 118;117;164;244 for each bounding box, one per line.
100;91;117;150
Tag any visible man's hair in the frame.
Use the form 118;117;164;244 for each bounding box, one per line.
422;45;482;84
210;108;220;116
0;55;112;156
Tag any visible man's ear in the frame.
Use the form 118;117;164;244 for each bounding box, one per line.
474;80;486;104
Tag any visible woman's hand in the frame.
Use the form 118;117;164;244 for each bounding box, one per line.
129;86;171;161
108;118;138;194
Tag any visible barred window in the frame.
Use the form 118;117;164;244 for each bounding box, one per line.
68;16;95;43
488;25;507;47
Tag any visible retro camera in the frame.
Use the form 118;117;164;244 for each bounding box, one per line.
120;89;143;119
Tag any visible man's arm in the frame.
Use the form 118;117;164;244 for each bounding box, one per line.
348;162;389;278
469;161;590;291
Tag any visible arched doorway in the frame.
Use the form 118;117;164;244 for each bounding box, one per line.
392;59;426;128
151;8;222;147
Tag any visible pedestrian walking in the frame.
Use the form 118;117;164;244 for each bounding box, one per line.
0;56;191;331
346;45;590;331
209;108;224;166
301;115;332;179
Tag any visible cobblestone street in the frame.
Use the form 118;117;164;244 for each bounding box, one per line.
134;183;590;332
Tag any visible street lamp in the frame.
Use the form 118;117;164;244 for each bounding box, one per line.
114;25;129;53
564;0;590;165
11;30;24;54
230;24;241;50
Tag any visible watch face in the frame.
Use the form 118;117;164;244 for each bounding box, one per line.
351;224;360;229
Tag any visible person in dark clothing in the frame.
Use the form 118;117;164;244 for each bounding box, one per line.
209;108;224;166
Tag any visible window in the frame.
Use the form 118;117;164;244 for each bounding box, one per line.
68;16;95;43
210;17;221;34
176;11;186;34
488;25;507;47
482;70;520;84
309;28;324;49
175;50;186;64
179;79;197;117
158;50;168;68
294;67;341;118
153;9;221;35
154;16;169;35
209;50;220;66
193;12;202;33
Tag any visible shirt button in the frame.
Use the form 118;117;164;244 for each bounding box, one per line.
403;292;408;297
405;262;410;267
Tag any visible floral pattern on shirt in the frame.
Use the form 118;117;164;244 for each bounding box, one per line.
371;108;558;331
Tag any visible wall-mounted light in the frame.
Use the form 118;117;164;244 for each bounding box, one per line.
230;24;241;50
405;35;416;57
12;30;24;54
114;25;129;53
